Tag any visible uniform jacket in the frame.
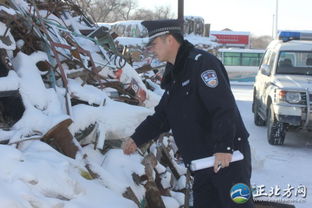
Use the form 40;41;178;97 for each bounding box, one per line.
131;40;249;165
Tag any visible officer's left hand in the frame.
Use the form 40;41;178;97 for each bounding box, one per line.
213;153;233;173
122;137;137;155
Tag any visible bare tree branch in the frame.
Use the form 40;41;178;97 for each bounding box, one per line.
73;0;174;23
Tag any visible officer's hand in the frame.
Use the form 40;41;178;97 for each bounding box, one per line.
122;137;137;155
213;153;233;173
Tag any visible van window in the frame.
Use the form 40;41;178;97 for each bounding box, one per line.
268;51;277;73
261;50;272;65
277;51;312;75
222;52;263;66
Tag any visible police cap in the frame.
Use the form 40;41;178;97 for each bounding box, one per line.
142;19;182;45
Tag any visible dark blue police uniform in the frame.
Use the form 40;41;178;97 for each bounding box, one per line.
132;20;254;208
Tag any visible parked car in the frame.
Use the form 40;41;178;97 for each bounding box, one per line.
252;31;312;145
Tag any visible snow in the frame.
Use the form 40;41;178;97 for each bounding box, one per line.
101;149;146;199
184;16;204;21
0;142;137;208
161;196;180;208
218;48;265;53
115;37;149;47
185;34;219;48
170;191;185;206
174;175;187;191
8;51;69;141
96;23;111;30
115;35;218;49
160;171;172;189
13;51;51;111
68;78;107;106
107;20;144;27
0;5;17;16
0;70;19;91
0;21;16;50
145;79;165;96
69;99;153;144
155;163;166;174
210;30;251;36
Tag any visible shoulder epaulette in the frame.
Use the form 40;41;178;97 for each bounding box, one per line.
188;49;203;61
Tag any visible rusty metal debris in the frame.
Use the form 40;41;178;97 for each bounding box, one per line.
0;0;152;131
42;118;78;158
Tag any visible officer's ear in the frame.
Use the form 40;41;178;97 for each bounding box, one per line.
166;34;173;42
166;34;177;46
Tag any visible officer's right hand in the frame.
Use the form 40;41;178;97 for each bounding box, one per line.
122;137;137;155
213;152;232;173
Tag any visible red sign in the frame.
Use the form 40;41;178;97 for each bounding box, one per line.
213;34;249;45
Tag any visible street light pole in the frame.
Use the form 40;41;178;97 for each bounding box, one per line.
275;0;279;38
178;0;184;34
272;14;275;38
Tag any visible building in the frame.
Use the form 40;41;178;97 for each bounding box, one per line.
210;30;250;48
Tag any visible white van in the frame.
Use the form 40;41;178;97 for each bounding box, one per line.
252;31;312;145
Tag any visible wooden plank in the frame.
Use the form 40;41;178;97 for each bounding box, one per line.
145;181;166;208
158;144;180;179
122;187;141;207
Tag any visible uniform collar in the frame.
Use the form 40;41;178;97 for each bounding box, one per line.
161;40;194;89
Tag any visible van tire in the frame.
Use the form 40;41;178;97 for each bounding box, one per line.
267;104;286;145
253;98;266;126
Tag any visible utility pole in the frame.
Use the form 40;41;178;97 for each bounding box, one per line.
178;0;184;34
272;14;275;38
275;0;279;38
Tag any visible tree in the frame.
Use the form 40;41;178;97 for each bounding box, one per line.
73;0;174;23
153;6;174;20
250;35;273;49
92;0;124;22
131;6;174;20
121;0;138;20
130;8;155;20
74;0;138;22
73;0;95;20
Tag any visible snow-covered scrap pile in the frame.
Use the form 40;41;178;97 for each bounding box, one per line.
0;0;190;207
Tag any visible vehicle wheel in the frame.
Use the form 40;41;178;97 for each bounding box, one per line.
253;99;266;126
267;104;286;145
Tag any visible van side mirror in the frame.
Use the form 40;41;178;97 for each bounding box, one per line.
260;64;270;76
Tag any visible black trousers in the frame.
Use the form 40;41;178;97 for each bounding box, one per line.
192;141;254;208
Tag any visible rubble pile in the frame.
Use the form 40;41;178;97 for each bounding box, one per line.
0;0;192;207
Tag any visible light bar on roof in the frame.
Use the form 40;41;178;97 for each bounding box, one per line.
278;31;312;42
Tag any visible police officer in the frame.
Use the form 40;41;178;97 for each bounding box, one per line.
123;19;254;208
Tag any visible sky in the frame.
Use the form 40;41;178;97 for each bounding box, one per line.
136;0;312;37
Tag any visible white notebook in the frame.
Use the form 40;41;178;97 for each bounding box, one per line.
190;150;244;171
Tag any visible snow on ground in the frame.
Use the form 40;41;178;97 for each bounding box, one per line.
232;84;312;208
0;142;138;208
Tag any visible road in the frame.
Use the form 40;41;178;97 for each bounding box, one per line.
231;84;312;208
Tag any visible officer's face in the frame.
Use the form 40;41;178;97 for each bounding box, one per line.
148;35;170;62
